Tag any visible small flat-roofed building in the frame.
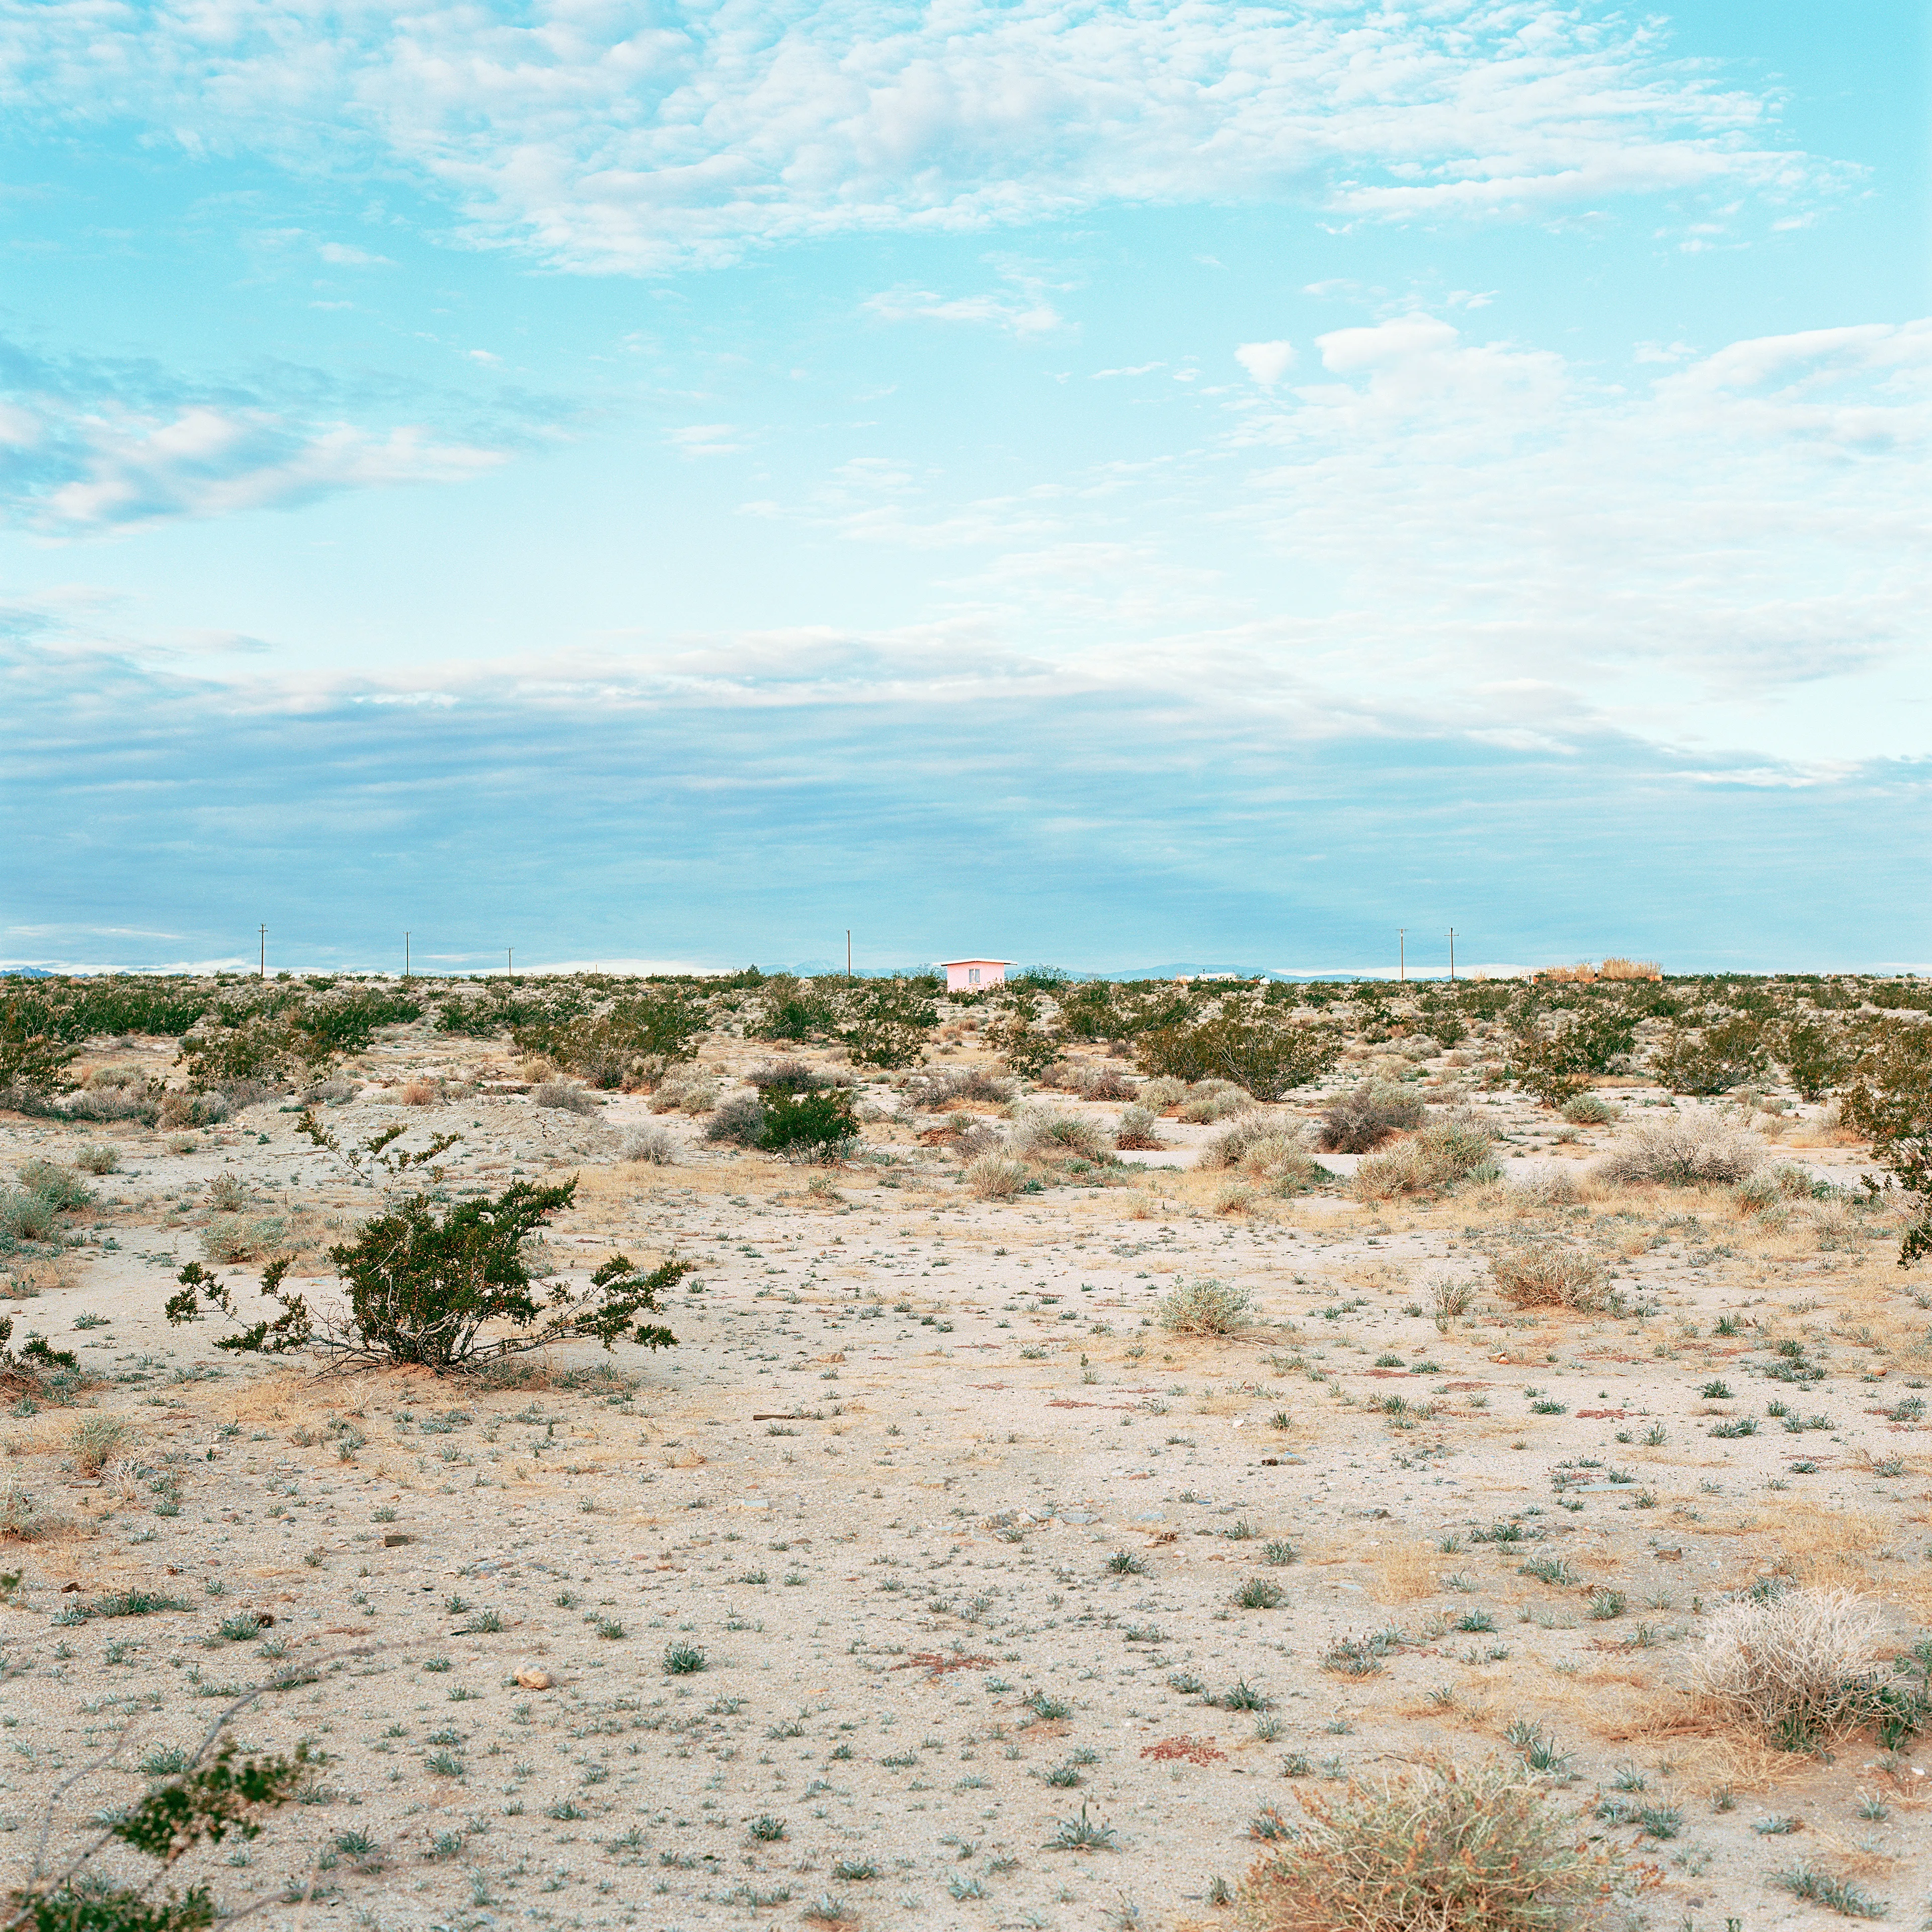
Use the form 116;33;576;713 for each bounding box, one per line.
940;959;1011;994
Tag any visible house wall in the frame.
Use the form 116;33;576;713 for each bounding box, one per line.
942;961;1007;993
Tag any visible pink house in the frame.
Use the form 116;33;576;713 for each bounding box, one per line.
940;958;1011;994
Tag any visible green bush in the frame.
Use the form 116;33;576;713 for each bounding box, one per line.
1653;1017;1768;1095
1136;1013;1338;1101
1841;1020;1932;1267
164;1181;685;1371
758;1088;860;1159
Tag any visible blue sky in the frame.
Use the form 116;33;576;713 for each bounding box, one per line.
3;0;1926;976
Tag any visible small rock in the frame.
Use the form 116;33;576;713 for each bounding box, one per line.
383;1533;413;1546
514;1666;552;1690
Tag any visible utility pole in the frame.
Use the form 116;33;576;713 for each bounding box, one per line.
1448;928;1456;982
405;932;411;981
1399;928;1405;984
506;947;513;979
846;930;852;980
259;924;267;979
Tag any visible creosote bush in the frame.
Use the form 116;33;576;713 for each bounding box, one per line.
1319;1084;1425;1153
1238;1754;1617;1932
1491;1243;1613;1313
164;1179;685;1371
1593;1115;1762;1188
1157;1277;1251;1336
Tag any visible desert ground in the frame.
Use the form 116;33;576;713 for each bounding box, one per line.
1;986;1927;1931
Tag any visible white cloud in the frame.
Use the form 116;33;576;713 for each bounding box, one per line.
667;423;744;456
1234;340;1294;387
0;1;1842;271
317;240;391;266
13;404;502;535
863;282;1063;337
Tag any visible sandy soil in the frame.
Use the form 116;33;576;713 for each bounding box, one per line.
0;1017;1925;1931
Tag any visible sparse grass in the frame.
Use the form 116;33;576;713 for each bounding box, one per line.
1238;1755;1617;1932
1770;1864;1889;1918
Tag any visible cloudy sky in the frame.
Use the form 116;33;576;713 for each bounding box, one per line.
4;0;1926;976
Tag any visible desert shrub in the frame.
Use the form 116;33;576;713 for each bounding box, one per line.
1113;1104;1164;1150
516;993;704;1087
748;1060;826;1095
164;1179;685;1370
1136;1076;1188;1111
73;1142;120;1174
705;1093;768;1146
68;1412;131;1477
1062;1062;1136;1100
1594;1115;1762;1187
198;1215;287;1264
1011;1109;1113;1162
1560;1093;1618;1126
1199;1112;1279;1169
1695;1587;1893;1749
1598;958;1661;981
1355;1120;1497;1200
18;1160;93;1212
650;1065;720;1114
1212;1179;1258;1215
619;1124;679;1165
207;1173;247;1212
1319;1084;1425;1153
399;1078;438;1106
0;1188;59;1243
1136;1011;1339;1101
964;1154;1029;1200
532;1081;598;1115
1508;1008;1638;1104
1653;1017;1768;1095
833;979;937;1070
1178;1079;1252;1123
1736;1164;1830;1210
1238;1754;1617;1932
1157;1277;1251;1336
759;1088;860;1161
1840;1019;1932;1266
906;1066;1016;1109
0;1471;53;1540
1491;1243;1613;1312
9;1725;315;1932
985;1012;1064;1079
1772;1016;1855;1102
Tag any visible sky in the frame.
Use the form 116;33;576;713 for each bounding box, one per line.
2;0;1927;978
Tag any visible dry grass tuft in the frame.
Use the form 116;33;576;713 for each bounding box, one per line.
399;1079;438;1106
67;1412;132;1478
963;1153;1029;1200
1491;1243;1613;1312
1157;1277;1251;1335
1319;1083;1425;1153
1010;1108;1113;1162
1355;1119;1496;1200
1694;1586;1892;1749
1593;1114;1761;1187
1238;1754;1618;1932
618;1124;679;1165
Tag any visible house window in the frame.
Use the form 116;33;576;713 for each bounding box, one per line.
968;967;981;986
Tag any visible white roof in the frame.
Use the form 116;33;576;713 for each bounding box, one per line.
938;958;1013;966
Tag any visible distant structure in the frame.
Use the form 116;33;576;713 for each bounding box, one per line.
940;958;1012;994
